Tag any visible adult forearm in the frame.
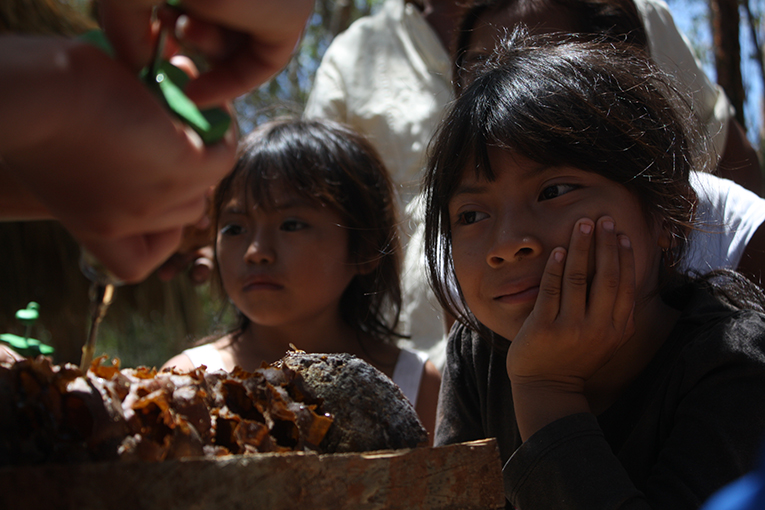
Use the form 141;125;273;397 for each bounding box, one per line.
0;159;51;221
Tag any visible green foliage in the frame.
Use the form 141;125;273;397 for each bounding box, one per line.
96;283;236;369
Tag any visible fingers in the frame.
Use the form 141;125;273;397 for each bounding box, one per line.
81;228;185;283
587;217;621;319
99;1;160;72
558;219;595;319
558;216;635;331
174;15;232;60
183;44;288;107
533;247;566;323
0;345;25;364
177;0;313;106
156;246;214;284
613;234;636;334
539;216;635;331
100;0;313;106
179;0;314;40
189;254;214;284
586;217;635;332
587;217;636;340
173;16;259;106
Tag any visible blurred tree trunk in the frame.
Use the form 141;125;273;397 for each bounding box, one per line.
710;0;746;129
318;0;375;37
742;0;765;155
330;0;354;36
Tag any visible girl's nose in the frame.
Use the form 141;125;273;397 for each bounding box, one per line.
244;233;276;265
487;221;543;268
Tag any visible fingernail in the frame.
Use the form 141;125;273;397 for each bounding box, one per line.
579;222;592;235
195;214;211;230
603;219;615;232
176;14;189;39
554;249;565;263
619;235;631;248
185;124;204;149
224;124;237;146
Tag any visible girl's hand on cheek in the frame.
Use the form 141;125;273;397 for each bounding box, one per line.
507;217;635;439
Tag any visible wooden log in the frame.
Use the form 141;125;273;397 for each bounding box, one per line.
0;438;505;509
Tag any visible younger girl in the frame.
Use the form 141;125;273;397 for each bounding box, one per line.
164;118;441;439
426;31;765;508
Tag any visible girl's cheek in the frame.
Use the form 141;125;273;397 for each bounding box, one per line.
451;252;474;294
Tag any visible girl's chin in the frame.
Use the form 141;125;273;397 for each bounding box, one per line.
477;316;527;343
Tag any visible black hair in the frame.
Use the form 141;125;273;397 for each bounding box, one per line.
212;117;404;343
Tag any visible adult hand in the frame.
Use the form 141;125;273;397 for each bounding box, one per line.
99;0;314;107
156;213;215;284
0;36;237;282
157;244;215;284
0;345;24;365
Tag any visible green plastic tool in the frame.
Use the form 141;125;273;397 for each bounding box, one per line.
140;60;232;145
79;23;230;145
0;302;55;358
78;29;116;58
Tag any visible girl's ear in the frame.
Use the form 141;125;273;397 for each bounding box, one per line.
355;257;380;275
657;225;673;250
657;219;690;252
656;222;677;270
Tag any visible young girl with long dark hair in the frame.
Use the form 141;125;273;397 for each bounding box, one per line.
164;118;441;440
426;31;765;508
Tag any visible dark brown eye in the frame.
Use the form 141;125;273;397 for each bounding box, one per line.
220;224;244;236
540;184;578;201
457;211;488;225
281;220;308;232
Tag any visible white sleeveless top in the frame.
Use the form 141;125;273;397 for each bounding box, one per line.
390;347;428;407
181;344;429;407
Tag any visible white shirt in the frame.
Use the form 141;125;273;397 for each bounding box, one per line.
304;0;452;214
685;172;765;273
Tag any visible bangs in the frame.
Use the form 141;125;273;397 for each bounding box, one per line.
224;129;349;217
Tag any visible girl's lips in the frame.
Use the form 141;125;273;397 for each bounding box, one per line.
494;284;540;305
242;277;283;291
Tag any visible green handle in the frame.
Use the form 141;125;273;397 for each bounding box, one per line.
141;61;231;145
78;29;231;145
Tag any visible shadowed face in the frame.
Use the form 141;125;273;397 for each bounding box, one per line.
216;185;359;329
449;149;666;341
